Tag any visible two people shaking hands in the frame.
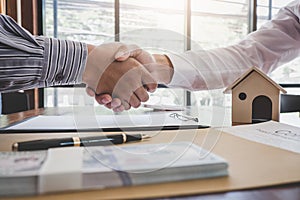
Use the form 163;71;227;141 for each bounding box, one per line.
1;0;300;113
83;43;174;112
0;14;173;113
84;0;300;112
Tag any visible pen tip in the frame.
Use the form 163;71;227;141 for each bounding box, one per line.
141;134;152;140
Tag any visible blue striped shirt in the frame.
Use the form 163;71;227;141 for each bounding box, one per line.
0;14;88;93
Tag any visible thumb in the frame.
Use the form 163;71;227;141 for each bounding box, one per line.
141;67;158;93
114;45;134;61
86;87;96;97
115;44;155;64
115;50;130;61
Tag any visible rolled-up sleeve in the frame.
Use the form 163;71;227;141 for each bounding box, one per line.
0;14;87;93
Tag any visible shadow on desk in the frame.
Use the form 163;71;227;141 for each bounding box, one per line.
157;182;300;200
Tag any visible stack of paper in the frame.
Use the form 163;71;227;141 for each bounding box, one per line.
0;142;228;196
218;121;300;153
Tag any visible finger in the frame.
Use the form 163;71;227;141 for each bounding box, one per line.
104;102;112;109
141;66;158;93
115;44;141;60
129;93;142;108
122;100;131;110
86;87;96;97
95;94;112;105
115;44;154;64
132;49;154;64
105;99;123;110
114;45;132;61
134;86;149;102
111;99;131;112
113;105;125;112
110;98;122;109
115;51;130;61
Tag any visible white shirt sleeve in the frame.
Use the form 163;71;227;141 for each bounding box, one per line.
167;0;300;90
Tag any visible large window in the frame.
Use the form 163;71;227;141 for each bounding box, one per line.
44;0;187;108
190;0;249;108
191;0;249;49
257;0;300;96
44;0;299;109
257;0;300;85
44;0;115;108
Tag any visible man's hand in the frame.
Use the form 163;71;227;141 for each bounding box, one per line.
115;47;174;84
82;43;157;111
83;43;125;96
83;43;173;112
83;43;157;111
94;58;157;112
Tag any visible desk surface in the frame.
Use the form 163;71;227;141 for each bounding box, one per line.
0;107;299;200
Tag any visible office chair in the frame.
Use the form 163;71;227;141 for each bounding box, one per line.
280;94;300;113
1;92;30;114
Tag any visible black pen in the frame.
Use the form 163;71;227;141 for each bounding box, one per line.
12;133;151;151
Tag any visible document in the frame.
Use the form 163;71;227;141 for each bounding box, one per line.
218;121;300;153
0;142;228;196
280;112;300;128
4;112;204;131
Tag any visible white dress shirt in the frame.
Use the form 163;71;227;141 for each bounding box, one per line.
167;0;300;90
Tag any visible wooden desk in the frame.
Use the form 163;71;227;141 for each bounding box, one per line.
0;108;299;200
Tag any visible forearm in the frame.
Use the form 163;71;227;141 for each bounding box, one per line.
0;14;88;93
151;54;174;84
87;44;96;54
166;0;300;90
37;36;88;88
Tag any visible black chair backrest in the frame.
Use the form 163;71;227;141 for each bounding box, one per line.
280;94;300;113
1;92;30;114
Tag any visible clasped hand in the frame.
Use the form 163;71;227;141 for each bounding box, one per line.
82;43;157;112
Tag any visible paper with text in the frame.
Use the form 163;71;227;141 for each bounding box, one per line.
218;121;300;154
0;151;46;176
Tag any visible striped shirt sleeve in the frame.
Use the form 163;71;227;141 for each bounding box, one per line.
0;14;88;93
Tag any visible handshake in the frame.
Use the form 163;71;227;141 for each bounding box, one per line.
82;43;174;112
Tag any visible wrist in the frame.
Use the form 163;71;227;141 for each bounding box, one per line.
87;44;96;54
82;43;121;89
152;54;174;84
41;38;88;85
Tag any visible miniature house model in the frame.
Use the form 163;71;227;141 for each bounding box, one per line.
224;66;287;126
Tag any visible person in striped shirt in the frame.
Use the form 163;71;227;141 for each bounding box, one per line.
0;14;157;113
